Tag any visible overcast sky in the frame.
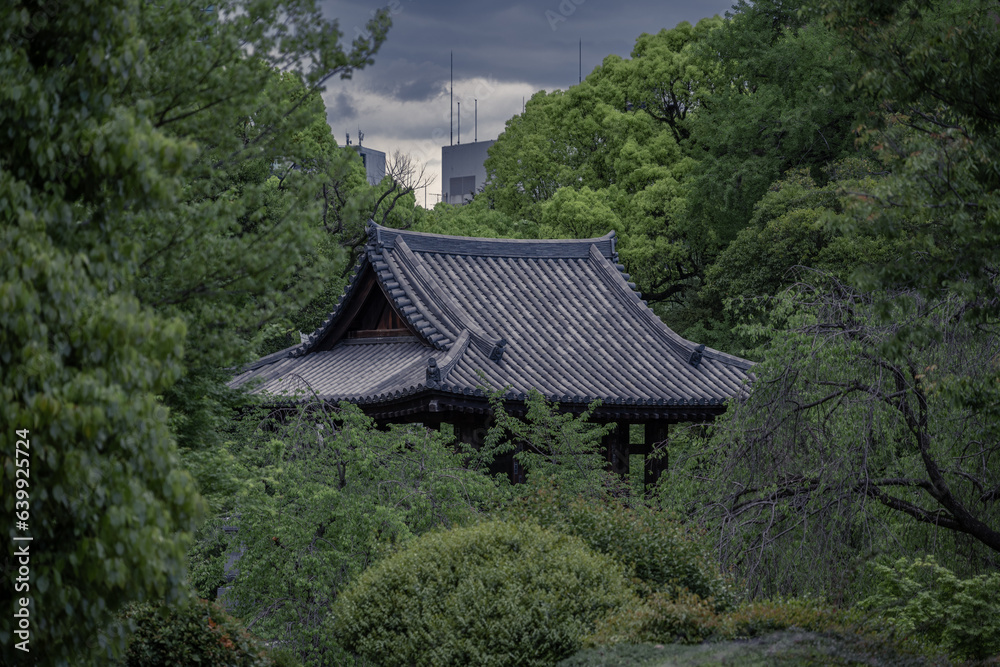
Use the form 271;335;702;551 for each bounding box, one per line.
319;0;734;205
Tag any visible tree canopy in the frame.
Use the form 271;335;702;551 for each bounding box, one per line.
0;0;389;663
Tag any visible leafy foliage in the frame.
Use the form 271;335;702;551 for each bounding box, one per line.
652;0;1000;608
114;599;282;667
0;0;390;663
215;401;504;665
860;556;1000;661
688;0;869;243
332;520;637;667
479;19;719;309
817;0;1000;325
664;282;1000;600
484;388;617;497
587;589;725;646
515;484;733;607
1;0;201;661
727;598;844;639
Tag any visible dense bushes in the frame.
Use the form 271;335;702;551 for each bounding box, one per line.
587;589;725;646
332;520;637;666
860;556;1000;661
114;599;289;667
514;483;733;608
727;598;843;638
588;594;845;647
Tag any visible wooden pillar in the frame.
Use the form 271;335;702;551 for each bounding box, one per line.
453;421;486;449
602;422;630;477
643;422;668;490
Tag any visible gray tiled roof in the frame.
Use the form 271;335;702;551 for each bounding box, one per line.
231;222;753;417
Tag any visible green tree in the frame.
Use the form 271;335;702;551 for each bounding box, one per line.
481;19;721;310
539;186;621;239
482;388;618;499
0;0;390;663
657;0;1000;603
114;599;281;667
692;159;895;354
216;402;503;665
714;286;997;594
1;2;201;661
818;0;1000;313
687;0;869;249
415;196;538;239
860;556;1000;661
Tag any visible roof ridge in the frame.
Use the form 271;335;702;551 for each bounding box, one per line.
369;221;617;260
588;244;694;360
432;329;471;386
393;237;503;356
377;243;454;349
587;245;754;371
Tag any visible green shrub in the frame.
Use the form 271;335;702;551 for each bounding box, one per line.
515;483;733;608
332;520;637;666
587;589;726;646
566;630;946;667
589;595;849;648
115;599;278;667
728;597;843;638
860;556;1000;661
586;594;941;664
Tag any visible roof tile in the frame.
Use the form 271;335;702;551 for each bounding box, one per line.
231;222;753;409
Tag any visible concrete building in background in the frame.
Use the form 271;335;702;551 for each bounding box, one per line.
354;145;386;186
442;139;494;205
346;132;386;186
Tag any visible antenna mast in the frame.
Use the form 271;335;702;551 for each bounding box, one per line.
579;39;582;83
450;51;453;146
475;99;477;142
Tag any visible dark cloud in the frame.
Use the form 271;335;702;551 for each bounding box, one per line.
361;57;448;102
319;0;734;199
325;0;732;89
327;91;358;121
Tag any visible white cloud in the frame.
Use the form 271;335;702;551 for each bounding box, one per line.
323;76;538;207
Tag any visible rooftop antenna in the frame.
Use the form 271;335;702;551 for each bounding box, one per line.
458;101;461;144
450;51;453;146
358;129;364;147
345;132;351;146
475;99;477;142
579;39;582;84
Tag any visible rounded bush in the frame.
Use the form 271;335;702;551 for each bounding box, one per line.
332;520;637;666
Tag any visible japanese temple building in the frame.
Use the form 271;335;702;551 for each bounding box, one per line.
231;222;753;487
